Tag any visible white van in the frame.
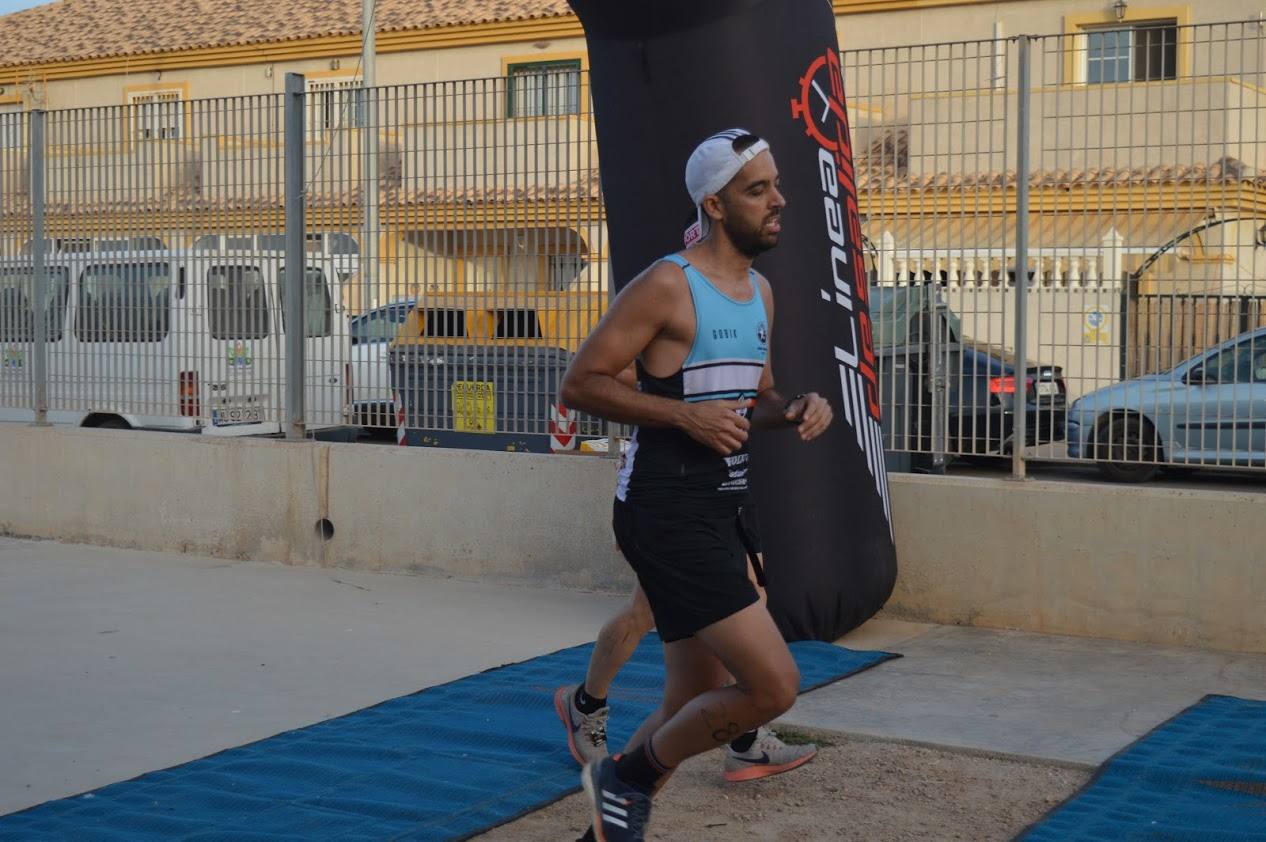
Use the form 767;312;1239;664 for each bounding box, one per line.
0;248;351;436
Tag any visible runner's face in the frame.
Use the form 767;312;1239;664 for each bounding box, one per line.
717;150;785;258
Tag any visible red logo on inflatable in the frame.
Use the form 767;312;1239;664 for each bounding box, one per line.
790;49;880;422
791;47;892;527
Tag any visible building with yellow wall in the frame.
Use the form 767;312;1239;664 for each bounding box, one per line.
0;0;1261;311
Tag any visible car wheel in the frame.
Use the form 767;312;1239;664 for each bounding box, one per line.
1094;415;1160;483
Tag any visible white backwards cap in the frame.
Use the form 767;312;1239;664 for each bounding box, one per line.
683;128;770;245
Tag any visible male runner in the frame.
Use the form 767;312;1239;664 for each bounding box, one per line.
558;128;833;841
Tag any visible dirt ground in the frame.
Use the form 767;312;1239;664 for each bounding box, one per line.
475;728;1090;842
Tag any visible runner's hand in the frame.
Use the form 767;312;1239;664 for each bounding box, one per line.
682;399;752;456
785;392;832;442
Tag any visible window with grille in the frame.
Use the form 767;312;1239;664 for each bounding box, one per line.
506;60;581;117
307;77;364;131
1084;21;1177;84
0;103;22;149
128;90;184;140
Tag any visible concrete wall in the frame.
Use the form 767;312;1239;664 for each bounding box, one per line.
1;425;1263;653
0;425;628;591
886;473;1266;653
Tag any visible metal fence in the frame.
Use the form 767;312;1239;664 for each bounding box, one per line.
0;70;607;450
853;18;1266;480
1;18;1264;478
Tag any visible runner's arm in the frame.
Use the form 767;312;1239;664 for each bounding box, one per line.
561;264;694;429
562;265;754;455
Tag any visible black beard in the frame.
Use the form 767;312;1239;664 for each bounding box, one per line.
723;217;779;259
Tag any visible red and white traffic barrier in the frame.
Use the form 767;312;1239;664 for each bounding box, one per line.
549;402;578;451
394;391;407;446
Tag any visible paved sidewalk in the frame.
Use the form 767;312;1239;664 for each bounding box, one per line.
4;534;1263;822
791;617;1266;766
0;537;625;815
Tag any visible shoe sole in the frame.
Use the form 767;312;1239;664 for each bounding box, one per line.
580;763;610;842
722;747;819;783
554;686;588;767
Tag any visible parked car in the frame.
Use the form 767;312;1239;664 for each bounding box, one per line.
877;344;1066;458
348;299;415;429
1067;326;1266;482
874;286;1067;462
950;345;1066;455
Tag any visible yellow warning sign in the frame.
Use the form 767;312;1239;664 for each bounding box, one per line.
452;380;496;433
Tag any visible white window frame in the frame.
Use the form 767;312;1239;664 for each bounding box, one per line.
1081;20;1178;85
128;89;184;141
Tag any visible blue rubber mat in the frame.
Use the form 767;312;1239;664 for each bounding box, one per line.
0;634;896;841
1020;694;1266;841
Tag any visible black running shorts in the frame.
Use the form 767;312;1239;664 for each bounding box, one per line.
613;498;760;643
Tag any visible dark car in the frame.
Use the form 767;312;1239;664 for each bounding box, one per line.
874;286;1066;461
947;345;1066;454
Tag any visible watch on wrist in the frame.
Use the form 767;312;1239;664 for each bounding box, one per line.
784;393;806;424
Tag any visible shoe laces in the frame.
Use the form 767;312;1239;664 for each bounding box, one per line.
582;709;608;748
753;726;783;751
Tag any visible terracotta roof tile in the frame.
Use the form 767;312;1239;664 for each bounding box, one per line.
0;0;573;68
16;157;1258;218
856;159;1263;192
855;128;1259;192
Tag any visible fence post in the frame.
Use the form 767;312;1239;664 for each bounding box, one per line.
361;0;378;314
929;282;948;474
1011;35;1031;480
29;110;48;427
1119;274;1133;381
1104;228;1129;380
284;73;306;440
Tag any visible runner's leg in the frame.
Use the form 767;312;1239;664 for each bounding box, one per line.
585;583;654;700
635;600;799;768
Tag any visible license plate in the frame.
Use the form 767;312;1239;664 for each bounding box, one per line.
212;404;264;426
452;380;495;433
1035;381;1059;397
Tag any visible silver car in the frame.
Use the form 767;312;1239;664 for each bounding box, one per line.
1067;327;1266;482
